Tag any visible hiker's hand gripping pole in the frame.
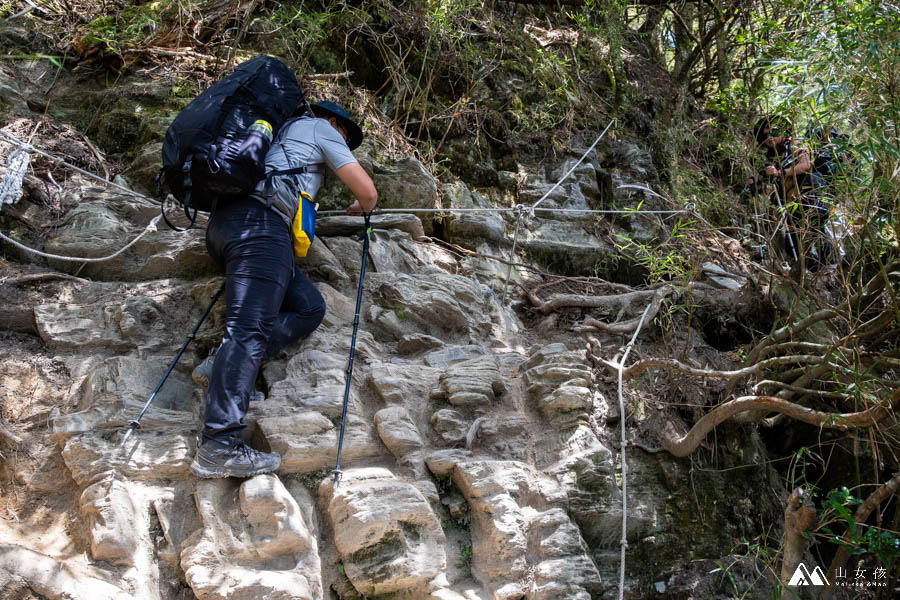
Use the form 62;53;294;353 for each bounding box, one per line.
332;213;372;488
121;282;225;447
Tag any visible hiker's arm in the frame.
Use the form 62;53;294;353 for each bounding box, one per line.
765;151;811;178
336;162;378;215
785;153;811;177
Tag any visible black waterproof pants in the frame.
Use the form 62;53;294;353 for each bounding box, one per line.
202;197;326;443
785;195;833;270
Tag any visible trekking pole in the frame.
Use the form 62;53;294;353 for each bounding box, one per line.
332;213;372;489
751;193;766;260
121;282;225;446
770;176;799;262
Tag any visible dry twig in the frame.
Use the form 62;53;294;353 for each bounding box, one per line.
121;47;219;62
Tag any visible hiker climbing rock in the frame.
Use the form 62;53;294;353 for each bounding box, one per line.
753;116;834;271
190;100;378;479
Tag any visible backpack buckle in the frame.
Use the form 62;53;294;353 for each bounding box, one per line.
206;145;221;174
182;157;193;188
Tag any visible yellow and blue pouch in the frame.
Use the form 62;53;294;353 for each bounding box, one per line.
292;191;318;257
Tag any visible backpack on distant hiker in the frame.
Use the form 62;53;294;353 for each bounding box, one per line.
157;56;306;228
806;125;859;186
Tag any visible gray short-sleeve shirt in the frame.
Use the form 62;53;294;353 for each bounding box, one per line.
255;115;358;226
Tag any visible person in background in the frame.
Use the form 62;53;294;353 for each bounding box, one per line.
753;117;833;270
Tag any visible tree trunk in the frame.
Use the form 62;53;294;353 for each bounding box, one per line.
637;5;665;63
716;26;732;96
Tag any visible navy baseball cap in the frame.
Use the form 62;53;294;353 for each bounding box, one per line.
310;101;364;150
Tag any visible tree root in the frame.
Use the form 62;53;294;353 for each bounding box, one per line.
611;353;838;382
746;259;900;365
781;488;818;585
820;471;900;600
662;388;900;458
531;287;661;316
574;285;673;335
0;422;23;447
0;543;130;599
2;272;89;285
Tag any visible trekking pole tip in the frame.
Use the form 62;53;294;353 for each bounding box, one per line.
121;419;142;446
120;425;135;447
331;468;343;489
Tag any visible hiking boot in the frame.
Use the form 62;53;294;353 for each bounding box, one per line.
192;349;217;388
190;439;281;479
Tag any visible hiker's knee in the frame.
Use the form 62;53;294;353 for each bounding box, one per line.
308;288;326;324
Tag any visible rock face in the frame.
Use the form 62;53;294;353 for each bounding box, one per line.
431;355;505;408
1;64;784;600
443;182;507;245
321;468;446;596
43;198;213;281
522;343;594;428
181;475;322;600
428;456;602;599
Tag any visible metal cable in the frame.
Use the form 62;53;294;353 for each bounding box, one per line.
0;215;162;262
615;301;654;600
0;131;167;262
317;206;687;216
0;129;161;204
529;118;615;216
500;204;525;303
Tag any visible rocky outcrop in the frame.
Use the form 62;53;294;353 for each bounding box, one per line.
431;408;469;444
321;468;446;596
52;355;198;438
80;478;141;566
181;476;322;600
374;405;424;459
521;343;594;428
259;411;382;474
0;60;785;600
430;354;505;409
62;430;195;486
427;456;602;599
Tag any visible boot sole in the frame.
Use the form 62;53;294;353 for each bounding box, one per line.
190;458;280;479
192;372;210;388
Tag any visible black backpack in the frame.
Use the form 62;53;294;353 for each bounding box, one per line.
807;126;858;185
157;56;305;228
